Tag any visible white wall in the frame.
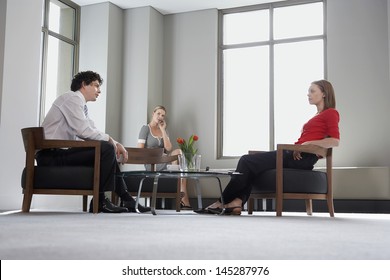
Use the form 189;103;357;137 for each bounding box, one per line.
0;0;43;209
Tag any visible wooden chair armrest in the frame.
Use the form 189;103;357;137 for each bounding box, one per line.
249;145;329;158
39;139;101;149
277;144;328;158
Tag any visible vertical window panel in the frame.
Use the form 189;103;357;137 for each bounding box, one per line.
49;0;76;40
274;40;324;145
274;2;323;40
223;46;270;156
40;0;79;123
223;10;269;45
44;37;75;116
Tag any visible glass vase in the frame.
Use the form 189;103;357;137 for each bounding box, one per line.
182;153;201;171
184;153;196;171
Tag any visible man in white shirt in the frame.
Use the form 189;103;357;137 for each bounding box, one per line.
37;71;150;213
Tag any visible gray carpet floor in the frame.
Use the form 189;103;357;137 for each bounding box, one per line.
1;210;390;260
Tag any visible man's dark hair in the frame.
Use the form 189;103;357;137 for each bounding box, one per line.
70;71;103;91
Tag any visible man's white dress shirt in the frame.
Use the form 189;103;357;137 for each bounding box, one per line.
42;90;109;141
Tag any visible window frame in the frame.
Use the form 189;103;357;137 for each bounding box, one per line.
40;0;80;123
217;0;327;159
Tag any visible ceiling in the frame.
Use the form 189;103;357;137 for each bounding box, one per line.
72;0;284;15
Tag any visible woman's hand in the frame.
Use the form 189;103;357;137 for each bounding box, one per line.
293;151;302;160
158;120;167;131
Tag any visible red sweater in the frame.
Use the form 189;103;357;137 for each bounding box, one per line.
295;108;340;145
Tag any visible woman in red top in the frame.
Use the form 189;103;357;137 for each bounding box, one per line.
201;80;340;215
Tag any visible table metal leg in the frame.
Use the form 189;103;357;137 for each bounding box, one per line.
130;172;235;215
135;177;147;214
194;178;202;209
151;175;160;215
214;177;225;215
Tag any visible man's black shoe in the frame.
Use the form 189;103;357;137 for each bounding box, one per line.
122;200;151;213
89;198;128;213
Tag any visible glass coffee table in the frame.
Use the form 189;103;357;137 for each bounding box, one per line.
119;170;241;215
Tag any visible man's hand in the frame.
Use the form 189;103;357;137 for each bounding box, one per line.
109;137;128;164
116;142;128;164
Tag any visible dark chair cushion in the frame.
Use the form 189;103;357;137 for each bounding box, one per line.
21;166;94;190
124;176;178;193
251;168;328;194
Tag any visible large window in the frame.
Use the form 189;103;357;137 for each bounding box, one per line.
219;0;325;157
40;0;80;122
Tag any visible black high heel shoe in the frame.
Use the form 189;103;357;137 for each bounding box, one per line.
193;208;210;214
180;200;193;210
207;206;242;215
180;191;192;210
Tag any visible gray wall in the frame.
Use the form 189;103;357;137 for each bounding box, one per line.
120;7;165;147
104;3;124;140
163;9;220;168
79;2;124;140
0;0;389;210
0;0;6;117
327;0;390;167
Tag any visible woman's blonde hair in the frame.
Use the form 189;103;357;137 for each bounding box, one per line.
153;105;166;113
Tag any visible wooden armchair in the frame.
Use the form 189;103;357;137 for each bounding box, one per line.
21;127;101;213
247;144;334;217
119;148;181;211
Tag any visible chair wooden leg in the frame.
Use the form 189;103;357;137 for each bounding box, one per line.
22;193;33;212
92;193;99;214
276;197;283;216
176;179;181;212
82;195;88;212
248;197;254;215
305;199;313;215
327;197;335;217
